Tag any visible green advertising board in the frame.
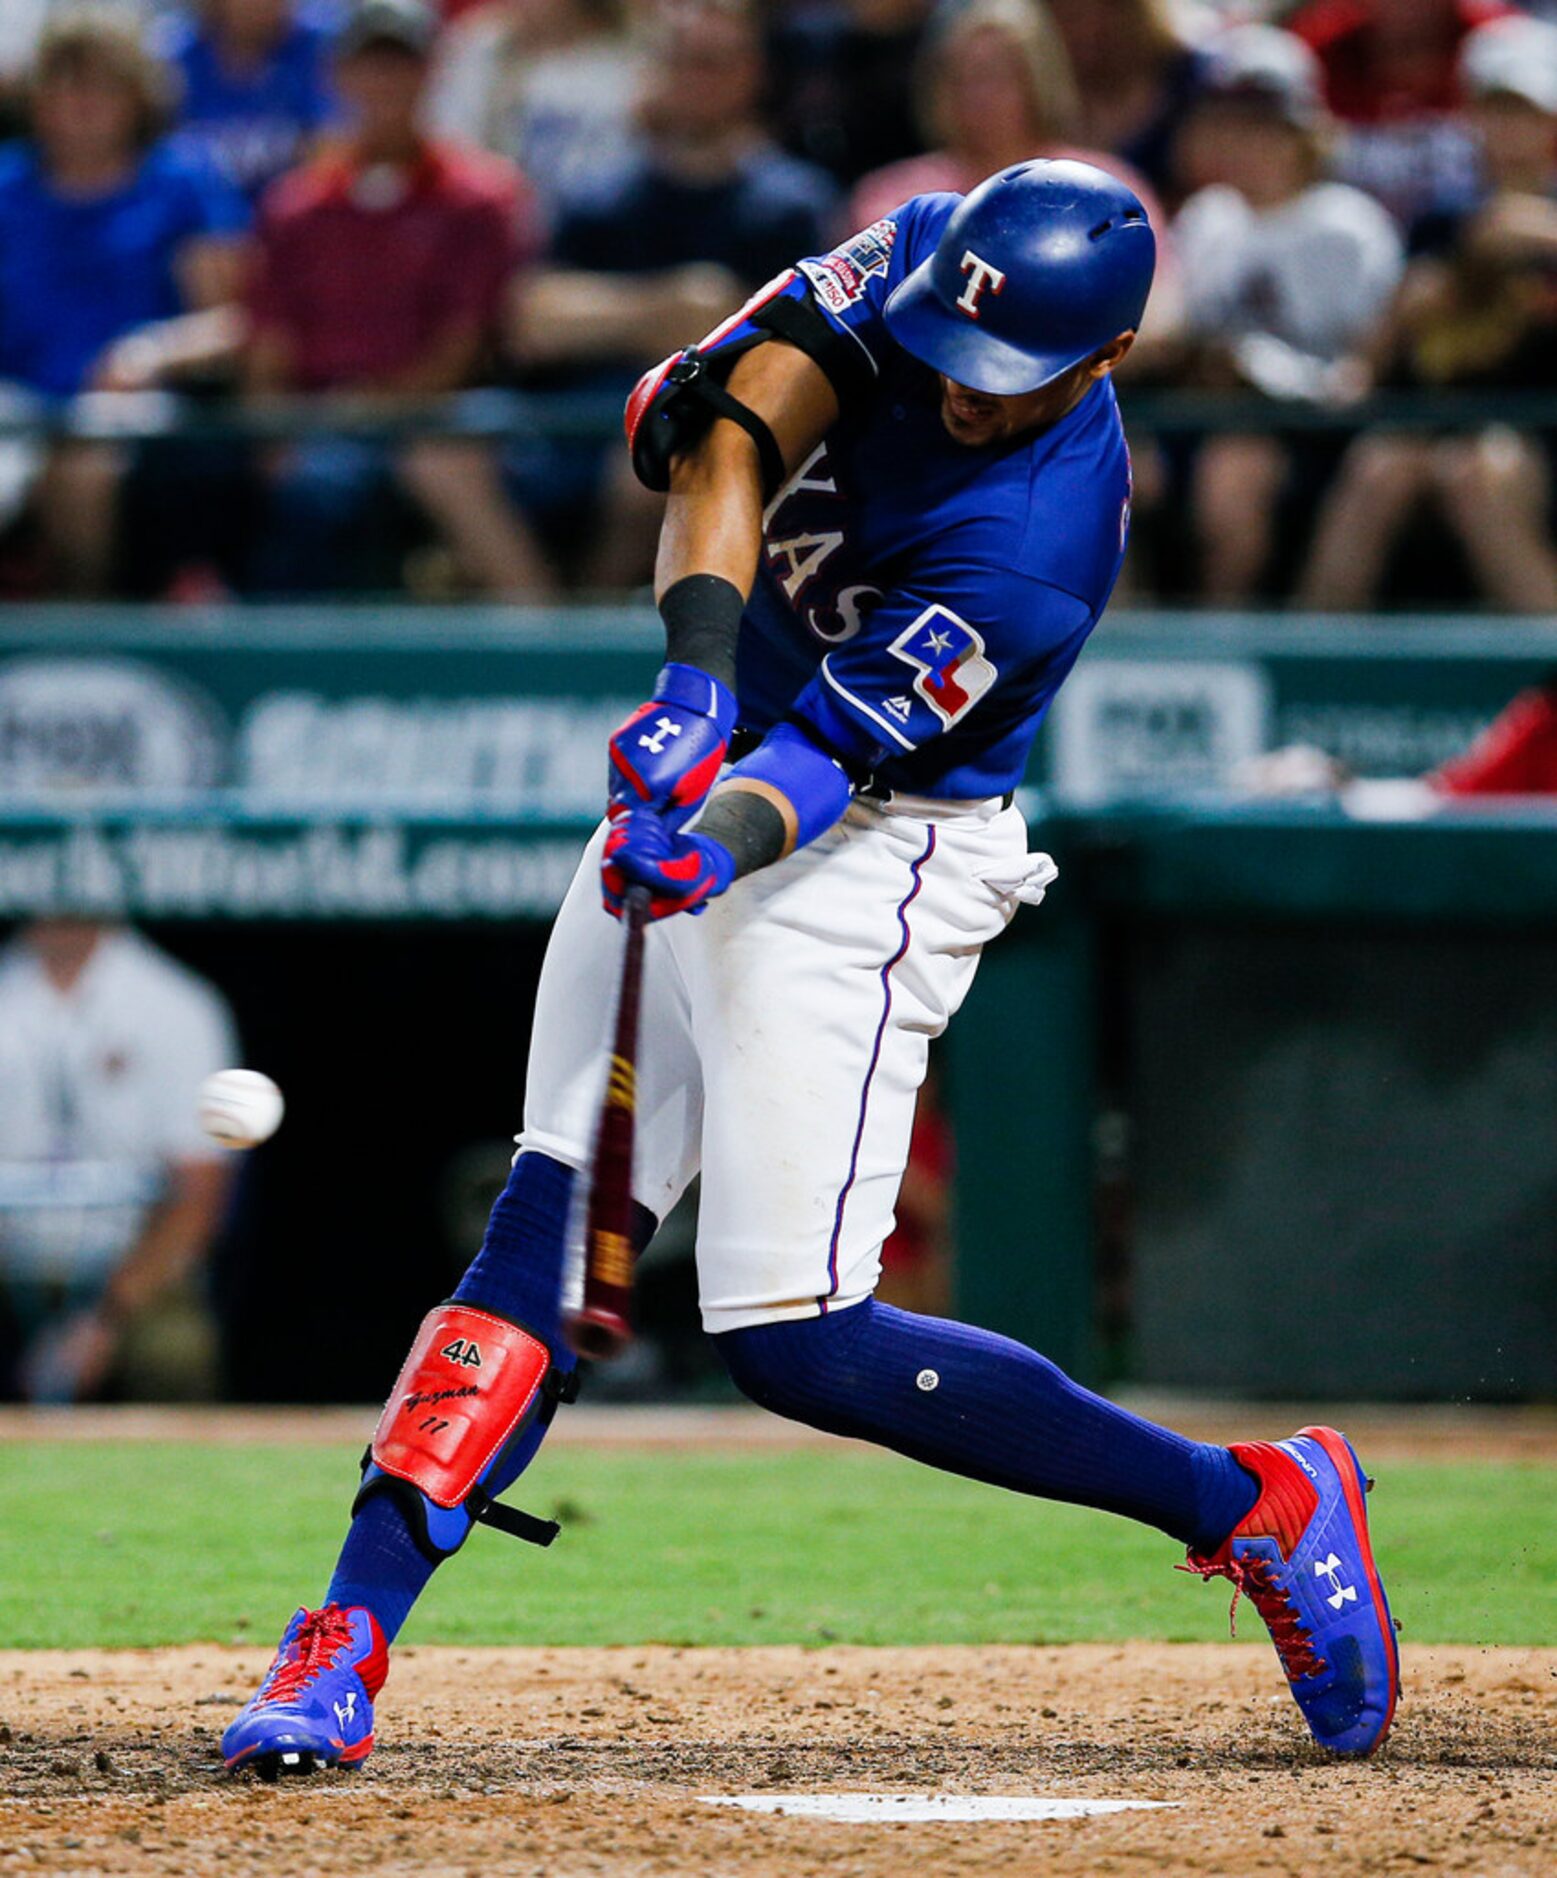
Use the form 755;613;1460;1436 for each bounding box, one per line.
0;606;652;917
3;603;1557;919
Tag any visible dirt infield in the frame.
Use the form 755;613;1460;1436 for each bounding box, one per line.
0;1642;1551;1877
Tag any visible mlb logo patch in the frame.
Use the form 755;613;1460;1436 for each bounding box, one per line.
888;606;997;727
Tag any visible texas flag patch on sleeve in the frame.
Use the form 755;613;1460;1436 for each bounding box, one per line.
887;605;998;728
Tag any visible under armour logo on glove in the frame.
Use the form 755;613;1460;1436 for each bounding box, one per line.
607;663;735;832
638;716;683;755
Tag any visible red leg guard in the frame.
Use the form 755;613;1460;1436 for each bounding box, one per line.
370;1303;551;1510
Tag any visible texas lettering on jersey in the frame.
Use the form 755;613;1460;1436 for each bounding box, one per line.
735;191;1135;798
762;442;890;645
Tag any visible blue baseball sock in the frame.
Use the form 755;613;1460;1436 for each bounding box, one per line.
718;1299;1258;1553
326;1151;578;1640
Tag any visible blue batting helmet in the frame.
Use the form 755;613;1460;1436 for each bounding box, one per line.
884;160;1157;396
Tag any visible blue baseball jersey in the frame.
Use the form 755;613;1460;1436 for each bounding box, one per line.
738;193;1133;800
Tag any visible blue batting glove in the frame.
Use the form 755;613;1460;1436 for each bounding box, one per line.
601;812;736;922
607;663;736;832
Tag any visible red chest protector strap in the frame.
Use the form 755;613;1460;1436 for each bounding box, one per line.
371;1302;553;1509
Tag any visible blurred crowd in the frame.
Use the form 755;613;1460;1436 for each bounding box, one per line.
2;0;1557;606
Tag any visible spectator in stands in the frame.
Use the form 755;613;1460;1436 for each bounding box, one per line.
158;1;340;205
848;0;1118;224
0;10;248;594
1171;25;1403;602
427;0;637;227
844;0;1180;367
1302;15;1557;614
244;0;555;597
539;1;837;289
767;0;933;186
1046;0;1212;201
510;0;836;586
1;3;181;98
0;919;237;1403
1289;0;1517;226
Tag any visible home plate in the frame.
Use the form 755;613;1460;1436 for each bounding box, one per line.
701;1795;1175;1823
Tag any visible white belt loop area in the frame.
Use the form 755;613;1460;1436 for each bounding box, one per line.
850;786;1013;824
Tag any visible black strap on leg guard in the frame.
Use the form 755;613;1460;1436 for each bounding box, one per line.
461;1362;581;1547
351;1360;583;1561
464;1484;561;1548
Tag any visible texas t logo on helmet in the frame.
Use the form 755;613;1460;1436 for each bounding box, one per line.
956;251;1007;319
884;159;1156;396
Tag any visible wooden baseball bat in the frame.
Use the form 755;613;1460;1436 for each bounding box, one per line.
564;884;650;1360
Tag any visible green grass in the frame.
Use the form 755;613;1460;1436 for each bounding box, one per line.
7;1443;1552;1651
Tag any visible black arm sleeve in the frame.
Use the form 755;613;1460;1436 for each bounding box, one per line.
695;788;789;880
659;574;744;692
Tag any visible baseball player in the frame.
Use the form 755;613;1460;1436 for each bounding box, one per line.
223;162;1399;1776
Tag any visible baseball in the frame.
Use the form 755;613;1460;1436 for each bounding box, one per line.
198;1069;285;1149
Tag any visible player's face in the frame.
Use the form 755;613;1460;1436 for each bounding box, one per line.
937;340;1133;447
939;378;1056;447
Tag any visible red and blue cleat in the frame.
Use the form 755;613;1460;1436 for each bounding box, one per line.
1185;1426;1400;1756
222;1605;388;1780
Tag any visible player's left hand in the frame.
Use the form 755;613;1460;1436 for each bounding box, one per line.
602;813;736;922
606;665;736;832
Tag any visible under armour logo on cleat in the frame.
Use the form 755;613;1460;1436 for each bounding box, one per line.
639;717;683;755
334;1693;357;1730
1314;1553;1358;1611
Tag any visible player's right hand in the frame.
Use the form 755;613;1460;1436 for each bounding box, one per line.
602;813;735;922
608;662;736;831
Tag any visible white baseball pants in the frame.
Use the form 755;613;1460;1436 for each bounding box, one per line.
520;793;1050;1332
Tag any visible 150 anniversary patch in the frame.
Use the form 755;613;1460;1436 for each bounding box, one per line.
799;218;898;316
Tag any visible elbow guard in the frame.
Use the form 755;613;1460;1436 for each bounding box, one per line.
624;268;873;497
626;346;785;497
728;721;855;854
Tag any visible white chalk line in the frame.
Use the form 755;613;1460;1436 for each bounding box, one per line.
700;1794;1177;1823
